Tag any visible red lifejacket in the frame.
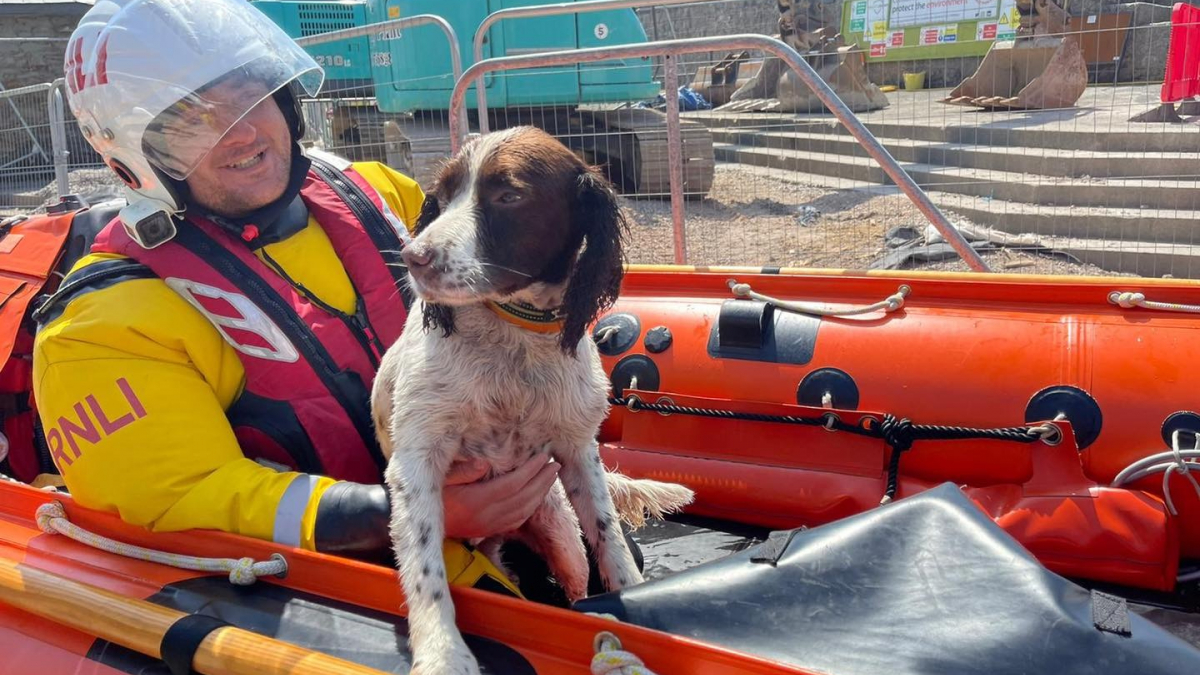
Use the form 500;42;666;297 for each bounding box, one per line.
0;209;75;483
90;162;410;484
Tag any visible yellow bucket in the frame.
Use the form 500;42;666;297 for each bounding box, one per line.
903;72;926;90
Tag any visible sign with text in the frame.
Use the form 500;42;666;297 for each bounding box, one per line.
975;22;998;40
888;0;997;29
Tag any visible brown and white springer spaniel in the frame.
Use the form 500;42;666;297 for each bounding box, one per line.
370;126;693;675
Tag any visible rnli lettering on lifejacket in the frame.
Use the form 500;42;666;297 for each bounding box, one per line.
164;277;300;363
45;378;146;469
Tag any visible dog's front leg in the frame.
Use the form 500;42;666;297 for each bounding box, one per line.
557;440;644;591
386;449;479;675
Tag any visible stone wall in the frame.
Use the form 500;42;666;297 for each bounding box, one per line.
0;6;99;175
634;0;781;85
0;12;80;89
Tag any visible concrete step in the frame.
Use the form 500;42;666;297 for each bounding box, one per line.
934;194;1200;246
714;142;1200;210
709;128;1200;180
688;111;1200;153
1046;237;1200;278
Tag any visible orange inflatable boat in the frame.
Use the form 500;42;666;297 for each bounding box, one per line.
596;267;1200;592
3;204;1200;674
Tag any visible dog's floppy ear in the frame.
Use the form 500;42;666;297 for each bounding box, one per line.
422;303;455;337
411;193;456;336
559;167;627;355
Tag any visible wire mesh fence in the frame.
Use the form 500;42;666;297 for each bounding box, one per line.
292;0;1198;280
0;77;112;218
5;1;1199;280
0;81;55;217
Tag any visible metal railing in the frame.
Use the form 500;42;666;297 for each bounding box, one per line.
472;0;723;135
450;34;989;270
46;79;70;198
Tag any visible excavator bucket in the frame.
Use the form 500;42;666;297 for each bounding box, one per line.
690;51;761;108
941;36;1087;110
718;45;888;114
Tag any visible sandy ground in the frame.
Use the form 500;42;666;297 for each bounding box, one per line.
620;164;1126;275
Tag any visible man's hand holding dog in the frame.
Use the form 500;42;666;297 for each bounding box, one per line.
444;457;561;539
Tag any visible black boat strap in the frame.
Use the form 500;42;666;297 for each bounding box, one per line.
161;613;230;675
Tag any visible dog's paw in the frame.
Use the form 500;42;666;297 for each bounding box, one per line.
411;648;481;675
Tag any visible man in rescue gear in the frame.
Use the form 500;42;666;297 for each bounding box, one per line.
31;0;564;594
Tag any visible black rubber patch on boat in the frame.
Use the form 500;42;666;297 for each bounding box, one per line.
708;300;819;366
1025;385;1102;450
593;312;640;356
611;355;660;398
85;576;536;674
797;368;860;410
1161;411;1200;449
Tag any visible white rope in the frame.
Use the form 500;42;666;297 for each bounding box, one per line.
1163;431;1200;517
591;631;660;675
728;279;910;317
594;325;621;345
35;502;287;585
1108;291;1200;315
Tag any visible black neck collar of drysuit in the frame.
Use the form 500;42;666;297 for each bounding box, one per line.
178;145;313;250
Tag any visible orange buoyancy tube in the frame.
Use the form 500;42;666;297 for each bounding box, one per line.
0;210;73;483
0;482;809;675
597;268;1200;591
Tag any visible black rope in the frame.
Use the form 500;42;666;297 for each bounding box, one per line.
610;396;875;438
610;396;1049;504
875;415;914;503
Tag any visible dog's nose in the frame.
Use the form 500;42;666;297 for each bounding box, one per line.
402;243;434;268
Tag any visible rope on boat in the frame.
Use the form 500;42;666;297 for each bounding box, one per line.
592;631;660;675
1109;291;1200;315
612;396;1060;504
1111;431;1200;517
1163;431;1200;517
728;279;910;317
35;501;288;585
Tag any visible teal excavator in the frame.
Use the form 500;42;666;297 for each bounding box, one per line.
251;0;715;196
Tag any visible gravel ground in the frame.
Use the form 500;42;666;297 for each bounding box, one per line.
621;165;1128;276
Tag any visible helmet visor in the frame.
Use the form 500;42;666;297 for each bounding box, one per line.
141;56;321;180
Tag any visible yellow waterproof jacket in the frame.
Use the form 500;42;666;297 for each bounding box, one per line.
33;161;413;552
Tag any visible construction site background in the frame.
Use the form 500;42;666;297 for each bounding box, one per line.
3;0;1199;279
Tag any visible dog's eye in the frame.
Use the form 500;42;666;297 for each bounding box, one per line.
493;191;523;205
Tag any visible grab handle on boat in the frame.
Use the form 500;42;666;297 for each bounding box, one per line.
592;630;661;675
1108;291;1200;314
728;279;910;318
35;501;287;585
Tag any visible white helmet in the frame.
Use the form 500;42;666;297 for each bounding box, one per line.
64;0;324;215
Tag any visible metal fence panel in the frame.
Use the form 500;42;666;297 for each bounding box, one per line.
0;77;113;217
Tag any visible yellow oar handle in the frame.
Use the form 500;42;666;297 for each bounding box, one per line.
0;557;390;675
